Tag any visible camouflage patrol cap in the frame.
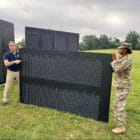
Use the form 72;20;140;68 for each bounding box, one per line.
118;42;132;50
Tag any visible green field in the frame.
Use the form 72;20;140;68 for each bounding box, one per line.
0;49;140;140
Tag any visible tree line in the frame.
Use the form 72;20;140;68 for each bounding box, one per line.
79;31;140;50
17;31;140;50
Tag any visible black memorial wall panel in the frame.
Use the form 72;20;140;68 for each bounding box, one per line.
0;20;14;84
25;27;79;51
20;48;112;122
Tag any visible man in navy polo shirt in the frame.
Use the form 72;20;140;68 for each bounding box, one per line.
2;41;21;105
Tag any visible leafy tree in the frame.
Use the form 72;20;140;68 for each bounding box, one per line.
82;35;99;50
112;37;120;48
99;34;110;49
79;42;88;51
17;39;25;47
125;31;140;50
79;34;120;50
135;38;140;49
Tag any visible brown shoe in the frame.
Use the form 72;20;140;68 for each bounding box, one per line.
2;102;8;106
112;127;126;134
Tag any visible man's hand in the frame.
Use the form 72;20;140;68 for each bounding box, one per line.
112;52;117;60
14;60;22;64
4;59;21;67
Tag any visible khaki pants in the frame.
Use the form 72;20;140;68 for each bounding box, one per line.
3;69;19;102
114;88;129;127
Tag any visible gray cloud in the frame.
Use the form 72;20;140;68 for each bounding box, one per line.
0;0;140;42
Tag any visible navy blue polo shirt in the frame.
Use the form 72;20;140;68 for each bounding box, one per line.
3;52;21;72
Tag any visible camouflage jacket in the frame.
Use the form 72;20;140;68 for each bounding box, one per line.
111;55;132;89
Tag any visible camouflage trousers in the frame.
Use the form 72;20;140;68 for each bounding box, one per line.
114;88;129;127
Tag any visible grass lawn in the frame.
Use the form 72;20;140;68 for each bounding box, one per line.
0;49;140;140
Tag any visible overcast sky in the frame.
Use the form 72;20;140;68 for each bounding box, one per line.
0;0;140;42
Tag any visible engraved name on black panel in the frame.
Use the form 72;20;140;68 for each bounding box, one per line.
20;49;112;122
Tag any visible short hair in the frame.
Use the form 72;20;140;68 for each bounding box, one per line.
8;41;16;46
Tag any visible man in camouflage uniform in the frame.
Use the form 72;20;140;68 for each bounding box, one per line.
111;42;132;134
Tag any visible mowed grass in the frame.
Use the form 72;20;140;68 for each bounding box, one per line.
0;49;140;140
